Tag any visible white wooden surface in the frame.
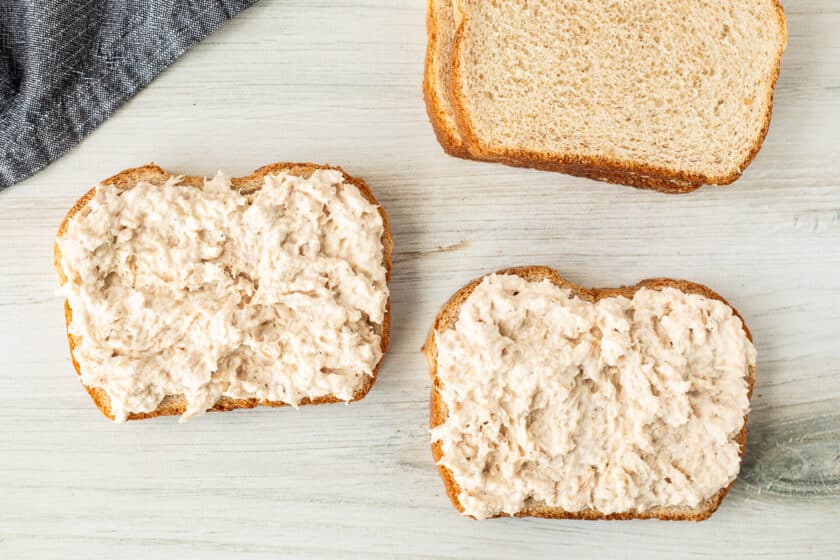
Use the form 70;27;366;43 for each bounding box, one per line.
1;1;839;558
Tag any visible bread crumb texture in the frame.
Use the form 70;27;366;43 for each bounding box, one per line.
438;0;786;187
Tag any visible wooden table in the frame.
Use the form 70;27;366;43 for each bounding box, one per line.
1;1;838;557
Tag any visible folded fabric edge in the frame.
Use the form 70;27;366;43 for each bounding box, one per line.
0;0;259;190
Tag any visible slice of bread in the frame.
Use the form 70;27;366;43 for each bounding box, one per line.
422;1;700;192
431;0;786;192
423;266;755;520
55;163;392;421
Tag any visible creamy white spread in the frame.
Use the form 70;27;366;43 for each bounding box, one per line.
431;274;755;519
57;169;388;422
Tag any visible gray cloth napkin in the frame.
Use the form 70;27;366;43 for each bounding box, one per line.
0;0;258;190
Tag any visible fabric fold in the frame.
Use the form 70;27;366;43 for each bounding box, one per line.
0;0;258;190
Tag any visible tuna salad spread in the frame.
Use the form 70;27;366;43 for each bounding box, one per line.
431;274;755;519
57;169;389;422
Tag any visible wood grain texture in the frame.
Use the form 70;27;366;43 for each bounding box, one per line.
0;0;838;558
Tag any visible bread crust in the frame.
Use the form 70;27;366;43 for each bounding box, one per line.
55;162;393;421
423;266;755;520
423;0;471;159
442;1;787;192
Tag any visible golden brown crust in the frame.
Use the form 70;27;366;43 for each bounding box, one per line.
423;0;471;159
55;162;392;421
443;1;787;192
423;266;755;520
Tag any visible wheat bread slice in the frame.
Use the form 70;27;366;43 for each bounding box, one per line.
424;0;703;192
423;266;755;520
449;0;787;191
55;162;392;421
